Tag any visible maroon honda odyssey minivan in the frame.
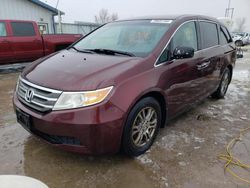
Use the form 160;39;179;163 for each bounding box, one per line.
14;15;236;156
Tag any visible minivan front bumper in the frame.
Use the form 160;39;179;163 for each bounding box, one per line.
13;94;125;155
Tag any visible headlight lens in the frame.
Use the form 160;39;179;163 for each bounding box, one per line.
53;86;113;111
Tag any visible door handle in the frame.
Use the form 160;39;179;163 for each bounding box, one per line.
197;61;211;70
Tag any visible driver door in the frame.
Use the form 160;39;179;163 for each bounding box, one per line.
156;21;204;117
0;22;14;64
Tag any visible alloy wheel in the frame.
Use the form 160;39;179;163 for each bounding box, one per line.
221;71;230;95
131;107;158;147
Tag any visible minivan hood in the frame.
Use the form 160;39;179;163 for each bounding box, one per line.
22;50;142;91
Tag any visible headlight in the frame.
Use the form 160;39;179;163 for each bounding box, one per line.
53;86;113;111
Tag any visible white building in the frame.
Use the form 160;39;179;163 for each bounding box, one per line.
55;21;99;35
0;0;98;35
0;0;63;34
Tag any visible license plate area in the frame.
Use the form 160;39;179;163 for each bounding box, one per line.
16;109;31;131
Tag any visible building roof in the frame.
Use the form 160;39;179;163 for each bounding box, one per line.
28;0;65;15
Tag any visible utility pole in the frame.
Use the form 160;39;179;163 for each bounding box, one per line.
225;0;234;19
56;0;62;34
227;0;231;9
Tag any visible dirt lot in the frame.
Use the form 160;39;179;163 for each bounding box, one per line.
0;47;250;188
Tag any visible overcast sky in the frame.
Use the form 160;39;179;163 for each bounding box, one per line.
41;0;232;23
40;0;250;31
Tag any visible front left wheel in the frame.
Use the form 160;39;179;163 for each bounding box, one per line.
122;97;162;157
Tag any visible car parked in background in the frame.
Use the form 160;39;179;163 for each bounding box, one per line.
14;15;236;156
232;32;250;46
0;20;82;64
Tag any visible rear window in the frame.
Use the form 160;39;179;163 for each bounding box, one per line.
200;22;219;49
11;22;35;36
0;22;7;37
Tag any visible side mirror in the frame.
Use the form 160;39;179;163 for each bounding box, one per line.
172;46;194;59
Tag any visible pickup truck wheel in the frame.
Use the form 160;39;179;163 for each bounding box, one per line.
211;68;231;99
122;97;161;157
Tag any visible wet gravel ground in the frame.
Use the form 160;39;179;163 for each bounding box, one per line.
0;47;250;188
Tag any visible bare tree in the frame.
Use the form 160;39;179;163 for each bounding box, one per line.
95;9;119;24
235;18;246;32
111;13;118;22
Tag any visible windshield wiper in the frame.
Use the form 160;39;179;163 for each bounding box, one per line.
85;48;135;57
70;46;95;54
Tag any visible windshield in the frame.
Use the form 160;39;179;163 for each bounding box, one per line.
233;32;245;37
73;20;172;57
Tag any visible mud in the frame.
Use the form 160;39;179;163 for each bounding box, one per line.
0;47;250;188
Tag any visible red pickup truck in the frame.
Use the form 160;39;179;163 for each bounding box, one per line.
0;20;82;64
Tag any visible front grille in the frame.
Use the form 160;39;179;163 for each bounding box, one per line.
17;77;62;112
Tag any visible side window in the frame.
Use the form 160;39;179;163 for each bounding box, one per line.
0;22;7;37
11;22;35;36
200;22;219;49
220;26;232;44
157;21;197;64
158;47;170;63
220;28;228;45
172;22;198;51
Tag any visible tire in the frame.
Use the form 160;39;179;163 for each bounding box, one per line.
211;68;231;99
235;40;243;47
122;97;162;157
